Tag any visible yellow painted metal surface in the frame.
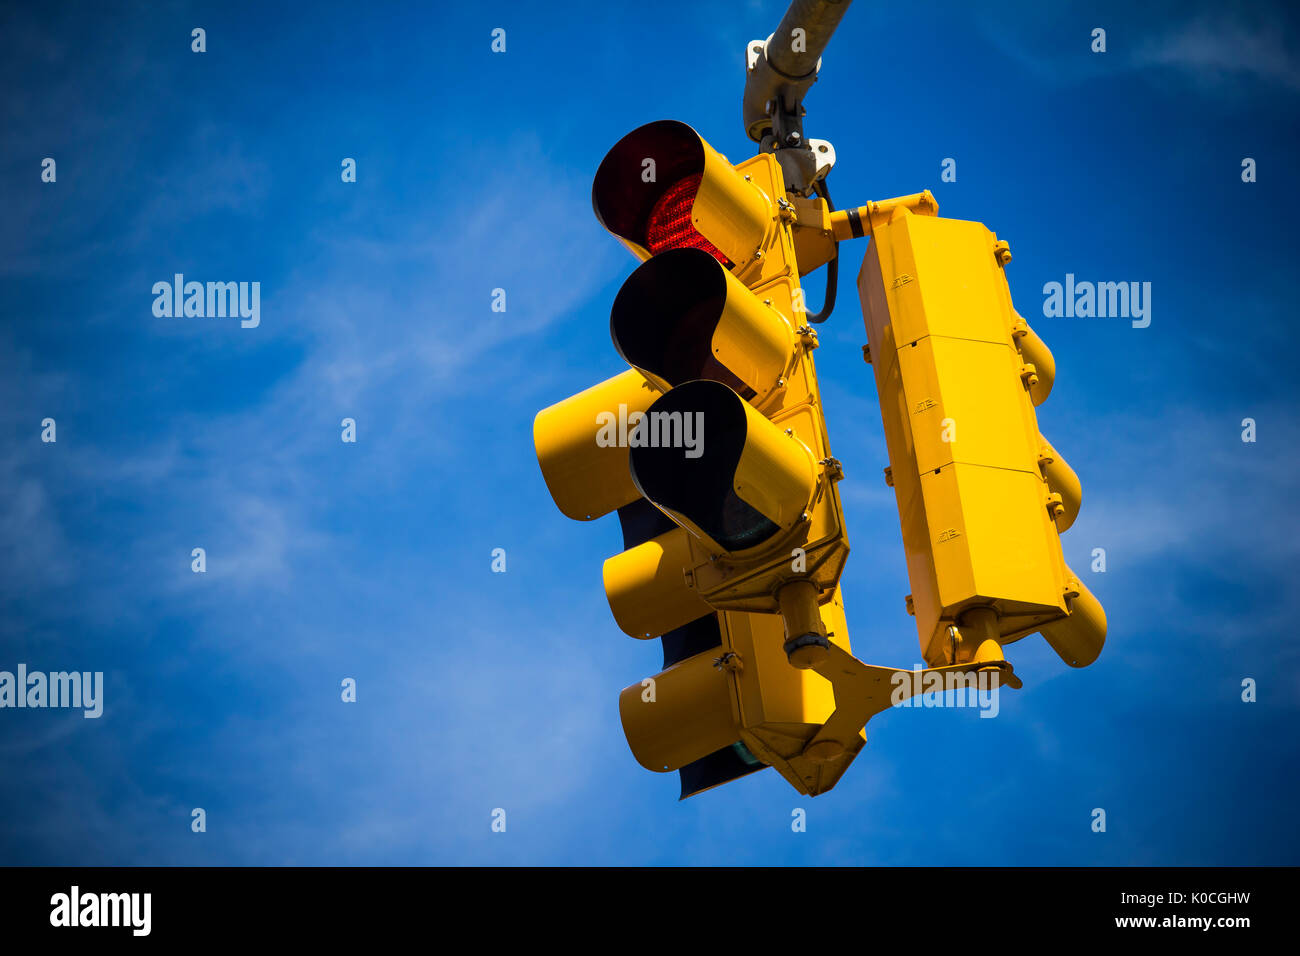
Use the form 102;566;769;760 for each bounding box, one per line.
830;191;939;242
788;193;838;275
725;153;800;289
693;139;777;269
618;645;739;772
916;464;1066;632
728;601;840;731
1013;314;1055;405
858;203;1104;669
896;334;1041;475
687;406;848;612
1039;439;1081;532
1041;572;1106;667
603;528;714;639
708;266;797;411
618;588;852;792
731;401;818;546
533;369;659;521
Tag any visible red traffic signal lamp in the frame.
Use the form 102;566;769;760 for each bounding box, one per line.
592;119;779;275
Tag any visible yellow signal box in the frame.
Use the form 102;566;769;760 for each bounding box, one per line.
533;369;659;523
593;123;851;669
857;198;1105;671
535;119;872;797
618;592;858;798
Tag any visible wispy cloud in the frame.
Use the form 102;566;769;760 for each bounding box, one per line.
973;1;1300;94
1134;14;1300;91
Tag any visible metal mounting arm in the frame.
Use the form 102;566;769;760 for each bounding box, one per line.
742;0;852;195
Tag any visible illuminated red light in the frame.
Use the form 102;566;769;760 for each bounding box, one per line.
645;175;731;265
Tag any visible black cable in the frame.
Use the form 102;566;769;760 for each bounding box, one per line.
806;177;838;324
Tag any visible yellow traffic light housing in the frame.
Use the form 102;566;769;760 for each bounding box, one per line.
534;369;659;522
603;526;713;639
857;197;1106;670
595;125;852;635
618;590;863;798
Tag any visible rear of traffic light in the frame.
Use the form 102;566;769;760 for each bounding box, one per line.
857;202;1105;671
535;119;856;797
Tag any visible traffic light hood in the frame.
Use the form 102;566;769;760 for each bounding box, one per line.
611;247;796;411
629;379;816;555
593;119;775;269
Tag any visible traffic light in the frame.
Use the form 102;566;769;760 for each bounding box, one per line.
594;122;851;665
535;119;860;797
535;123;1033;800
533;0;1106;801
856;195;1106;671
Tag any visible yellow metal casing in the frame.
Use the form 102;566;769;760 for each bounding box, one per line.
618;589;857;794
533;369;660;521
788;193;839;275
1013;313;1056;406
618;644;740;772
1042;573;1106;667
1039;438;1081;532
731;588;865;796
858;205;1104;668
678;392;849;613
603;527;714;639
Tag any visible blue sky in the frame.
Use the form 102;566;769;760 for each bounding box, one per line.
1;0;1297;865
